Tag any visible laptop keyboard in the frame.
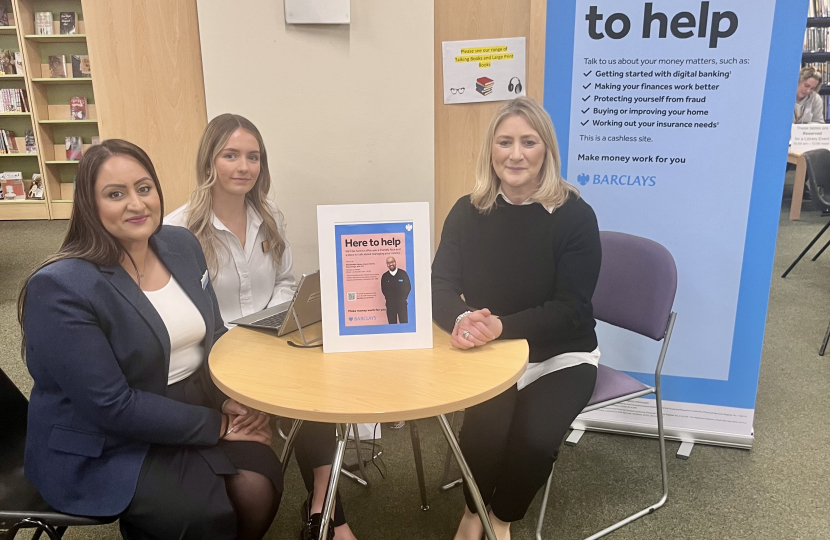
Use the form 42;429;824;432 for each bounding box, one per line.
254;311;287;329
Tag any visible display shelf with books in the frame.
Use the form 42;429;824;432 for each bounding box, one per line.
6;0;96;219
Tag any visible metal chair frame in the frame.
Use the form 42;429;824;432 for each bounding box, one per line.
534;311;676;540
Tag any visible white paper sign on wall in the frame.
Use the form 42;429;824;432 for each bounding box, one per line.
284;0;350;24
442;37;527;105
790;124;830;154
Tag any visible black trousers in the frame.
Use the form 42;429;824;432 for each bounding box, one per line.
459;363;597;522
293;421;347;526
386;301;408;324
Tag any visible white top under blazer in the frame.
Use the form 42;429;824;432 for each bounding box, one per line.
143;276;207;385
165;202;297;328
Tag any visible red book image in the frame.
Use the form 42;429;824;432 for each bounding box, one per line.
1;177;25;200
70;96;87;120
476;77;494;85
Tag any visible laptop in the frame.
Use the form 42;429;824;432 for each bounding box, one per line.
230;271;321;336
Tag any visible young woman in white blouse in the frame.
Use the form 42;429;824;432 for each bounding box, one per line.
166;114;358;540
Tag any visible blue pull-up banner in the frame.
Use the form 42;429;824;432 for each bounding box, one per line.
545;0;808;447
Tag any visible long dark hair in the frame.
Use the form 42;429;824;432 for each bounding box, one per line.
17;139;165;359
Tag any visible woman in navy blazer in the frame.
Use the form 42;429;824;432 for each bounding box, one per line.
19;139;281;540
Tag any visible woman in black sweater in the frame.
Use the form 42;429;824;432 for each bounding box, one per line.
432;97;601;540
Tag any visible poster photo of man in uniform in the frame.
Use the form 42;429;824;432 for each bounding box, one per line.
380;256;411;324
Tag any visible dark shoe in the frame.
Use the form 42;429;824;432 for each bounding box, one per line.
299;513;335;540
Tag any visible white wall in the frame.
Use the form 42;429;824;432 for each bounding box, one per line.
196;0;435;276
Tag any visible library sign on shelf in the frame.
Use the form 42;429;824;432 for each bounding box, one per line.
442;37;526;105
790;124;830;154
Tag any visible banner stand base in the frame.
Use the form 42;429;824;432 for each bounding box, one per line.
571;419;754;451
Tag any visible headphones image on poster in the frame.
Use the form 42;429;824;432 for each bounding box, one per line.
508;77;523;94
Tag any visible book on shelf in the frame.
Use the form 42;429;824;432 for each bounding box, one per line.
0;89;29;113
59;12;76;35
70;96;87;120
71;55;91;78
0;129;18;153
13;52;23;76
810;1;830;18
35;12;53;35
0;2;9;27
24;130;35;153
0;172;25;201
0;49;14;75
91;135;100;146
28;174;44;200
49;55;66;78
65;136;82;160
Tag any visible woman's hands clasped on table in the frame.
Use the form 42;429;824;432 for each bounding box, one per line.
222;398;273;445
451;308;503;350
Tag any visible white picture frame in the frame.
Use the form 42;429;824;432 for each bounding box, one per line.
317;202;432;353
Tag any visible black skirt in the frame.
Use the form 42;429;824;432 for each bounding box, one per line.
119;368;283;540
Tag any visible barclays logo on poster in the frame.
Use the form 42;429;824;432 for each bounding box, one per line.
576;173;656;187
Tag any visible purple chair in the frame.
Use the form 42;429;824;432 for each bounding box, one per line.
535;231;678;540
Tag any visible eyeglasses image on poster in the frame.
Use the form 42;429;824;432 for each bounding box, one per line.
335;222;415;335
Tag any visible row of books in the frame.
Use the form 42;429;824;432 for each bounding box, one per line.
35;11;79;35
0;172;44;201
0;129;35;154
49;54;91;79
803;62;830;86
0;88;29;113
0;50;23;76
809;0;830;18
804;27;830;53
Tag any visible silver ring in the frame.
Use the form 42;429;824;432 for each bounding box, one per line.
462;331;471;339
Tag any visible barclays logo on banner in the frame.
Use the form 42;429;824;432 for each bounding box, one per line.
576;173;656;187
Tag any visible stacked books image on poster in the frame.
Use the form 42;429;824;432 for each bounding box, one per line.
476;77;494;96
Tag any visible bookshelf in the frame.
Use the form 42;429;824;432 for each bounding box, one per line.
0;0;97;220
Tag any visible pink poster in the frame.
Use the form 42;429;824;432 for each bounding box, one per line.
340;232;408;327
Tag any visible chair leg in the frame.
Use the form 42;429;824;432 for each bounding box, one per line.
782;220;830;277
820;319;830;356
811;236;830;261
535;466;555;540
408;420;430;510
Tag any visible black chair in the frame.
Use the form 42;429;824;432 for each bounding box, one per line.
0;367;115;539
782;148;830;279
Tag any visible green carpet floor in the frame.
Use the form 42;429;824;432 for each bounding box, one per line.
1;202;829;539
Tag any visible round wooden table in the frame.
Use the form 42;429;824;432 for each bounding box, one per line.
209;322;528;540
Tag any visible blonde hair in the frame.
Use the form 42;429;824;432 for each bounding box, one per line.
799;66;823;88
470;97;578;213
186;114;286;278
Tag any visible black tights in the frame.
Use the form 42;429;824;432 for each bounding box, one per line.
225;469;281;540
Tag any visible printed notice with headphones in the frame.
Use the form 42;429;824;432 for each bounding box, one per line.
317;203;432;353
442;37;526;105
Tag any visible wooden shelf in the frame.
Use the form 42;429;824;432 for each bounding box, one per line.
0;74;25;80
31;77;93;85
0;153;38;157
50;200;73;219
39;119;98;125
25;34;87;43
0;26;17;35
0;112;32;116
46;160;79;165
0;200;50;220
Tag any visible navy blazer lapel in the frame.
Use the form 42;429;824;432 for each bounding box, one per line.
101;264;172;363
151;234;215;345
